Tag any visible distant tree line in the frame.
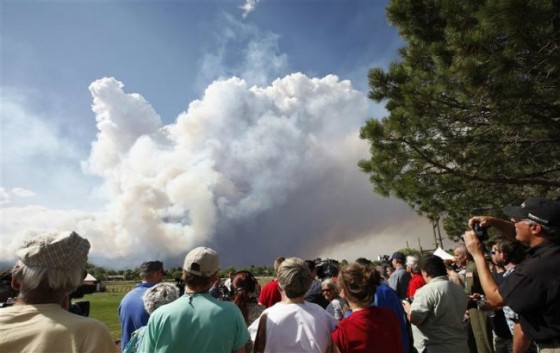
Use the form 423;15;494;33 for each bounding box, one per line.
86;249;438;281
85;263;276;281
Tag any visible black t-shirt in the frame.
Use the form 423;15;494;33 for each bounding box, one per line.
499;241;560;343
491;271;512;339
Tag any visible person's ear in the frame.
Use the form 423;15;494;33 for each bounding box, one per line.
11;277;20;290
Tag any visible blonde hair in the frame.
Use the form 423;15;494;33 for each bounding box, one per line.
277;257;312;299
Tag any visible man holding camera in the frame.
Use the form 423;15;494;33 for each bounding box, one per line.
464;197;560;353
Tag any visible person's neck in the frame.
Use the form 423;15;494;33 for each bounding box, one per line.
15;295;67;309
529;236;547;248
283;296;305;304
348;301;367;312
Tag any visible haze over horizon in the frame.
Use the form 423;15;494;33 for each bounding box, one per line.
1;0;448;269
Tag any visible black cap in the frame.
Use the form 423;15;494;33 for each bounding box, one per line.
139;260;164;274
503;197;560;227
390;252;406;262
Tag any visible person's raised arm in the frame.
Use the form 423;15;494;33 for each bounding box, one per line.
463;230;504;308
468;216;515;239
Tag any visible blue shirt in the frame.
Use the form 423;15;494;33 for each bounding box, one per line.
118;282;157;352
375;282;410;353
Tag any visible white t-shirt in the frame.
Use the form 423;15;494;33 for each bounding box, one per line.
248;301;337;353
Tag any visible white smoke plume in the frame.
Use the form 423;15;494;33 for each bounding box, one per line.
1;74;436;268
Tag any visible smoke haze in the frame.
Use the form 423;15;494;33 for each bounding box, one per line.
1;74;438;268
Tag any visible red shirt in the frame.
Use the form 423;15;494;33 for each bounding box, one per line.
258;279;281;308
407;273;426;298
331;306;403;353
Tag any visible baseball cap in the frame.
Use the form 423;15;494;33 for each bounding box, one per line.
139;260;164;274
183;247;219;277
16;231;90;270
503;197;560;227
390;251;406;262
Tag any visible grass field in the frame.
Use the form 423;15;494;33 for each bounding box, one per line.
81;277;274;342
82;291;126;340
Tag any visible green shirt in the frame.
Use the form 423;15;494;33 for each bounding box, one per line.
139;293;249;353
410;276;468;353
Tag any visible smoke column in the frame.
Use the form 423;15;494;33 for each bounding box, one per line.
1;74;434;268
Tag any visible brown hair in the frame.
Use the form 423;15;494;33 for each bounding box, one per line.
182;271;213;292
232;271;258;323
338;263;381;306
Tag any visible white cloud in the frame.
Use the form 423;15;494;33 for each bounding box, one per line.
11;188;35;198
1;74;436;268
0;188;10;205
240;0;261;18
82;77;163;177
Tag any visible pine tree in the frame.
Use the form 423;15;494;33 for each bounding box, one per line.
360;0;560;239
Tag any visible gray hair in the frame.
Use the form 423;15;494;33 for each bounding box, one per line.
277;257;312;299
406;256;420;273
143;282;180;314
13;261;83;297
13;231;89;297
321;278;339;295
454;245;467;255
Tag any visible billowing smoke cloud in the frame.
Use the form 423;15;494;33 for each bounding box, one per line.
1;74;437;268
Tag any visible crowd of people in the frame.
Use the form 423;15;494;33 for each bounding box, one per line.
0;196;559;353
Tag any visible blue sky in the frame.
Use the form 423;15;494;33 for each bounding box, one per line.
1;0;441;268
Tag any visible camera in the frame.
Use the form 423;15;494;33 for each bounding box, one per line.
69;283;96;317
473;222;489;242
448;262;462;273
314;258;339;280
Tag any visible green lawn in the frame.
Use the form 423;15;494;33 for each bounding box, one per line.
81;291;125;341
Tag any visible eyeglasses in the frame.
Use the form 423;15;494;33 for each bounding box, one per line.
321;288;333;292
